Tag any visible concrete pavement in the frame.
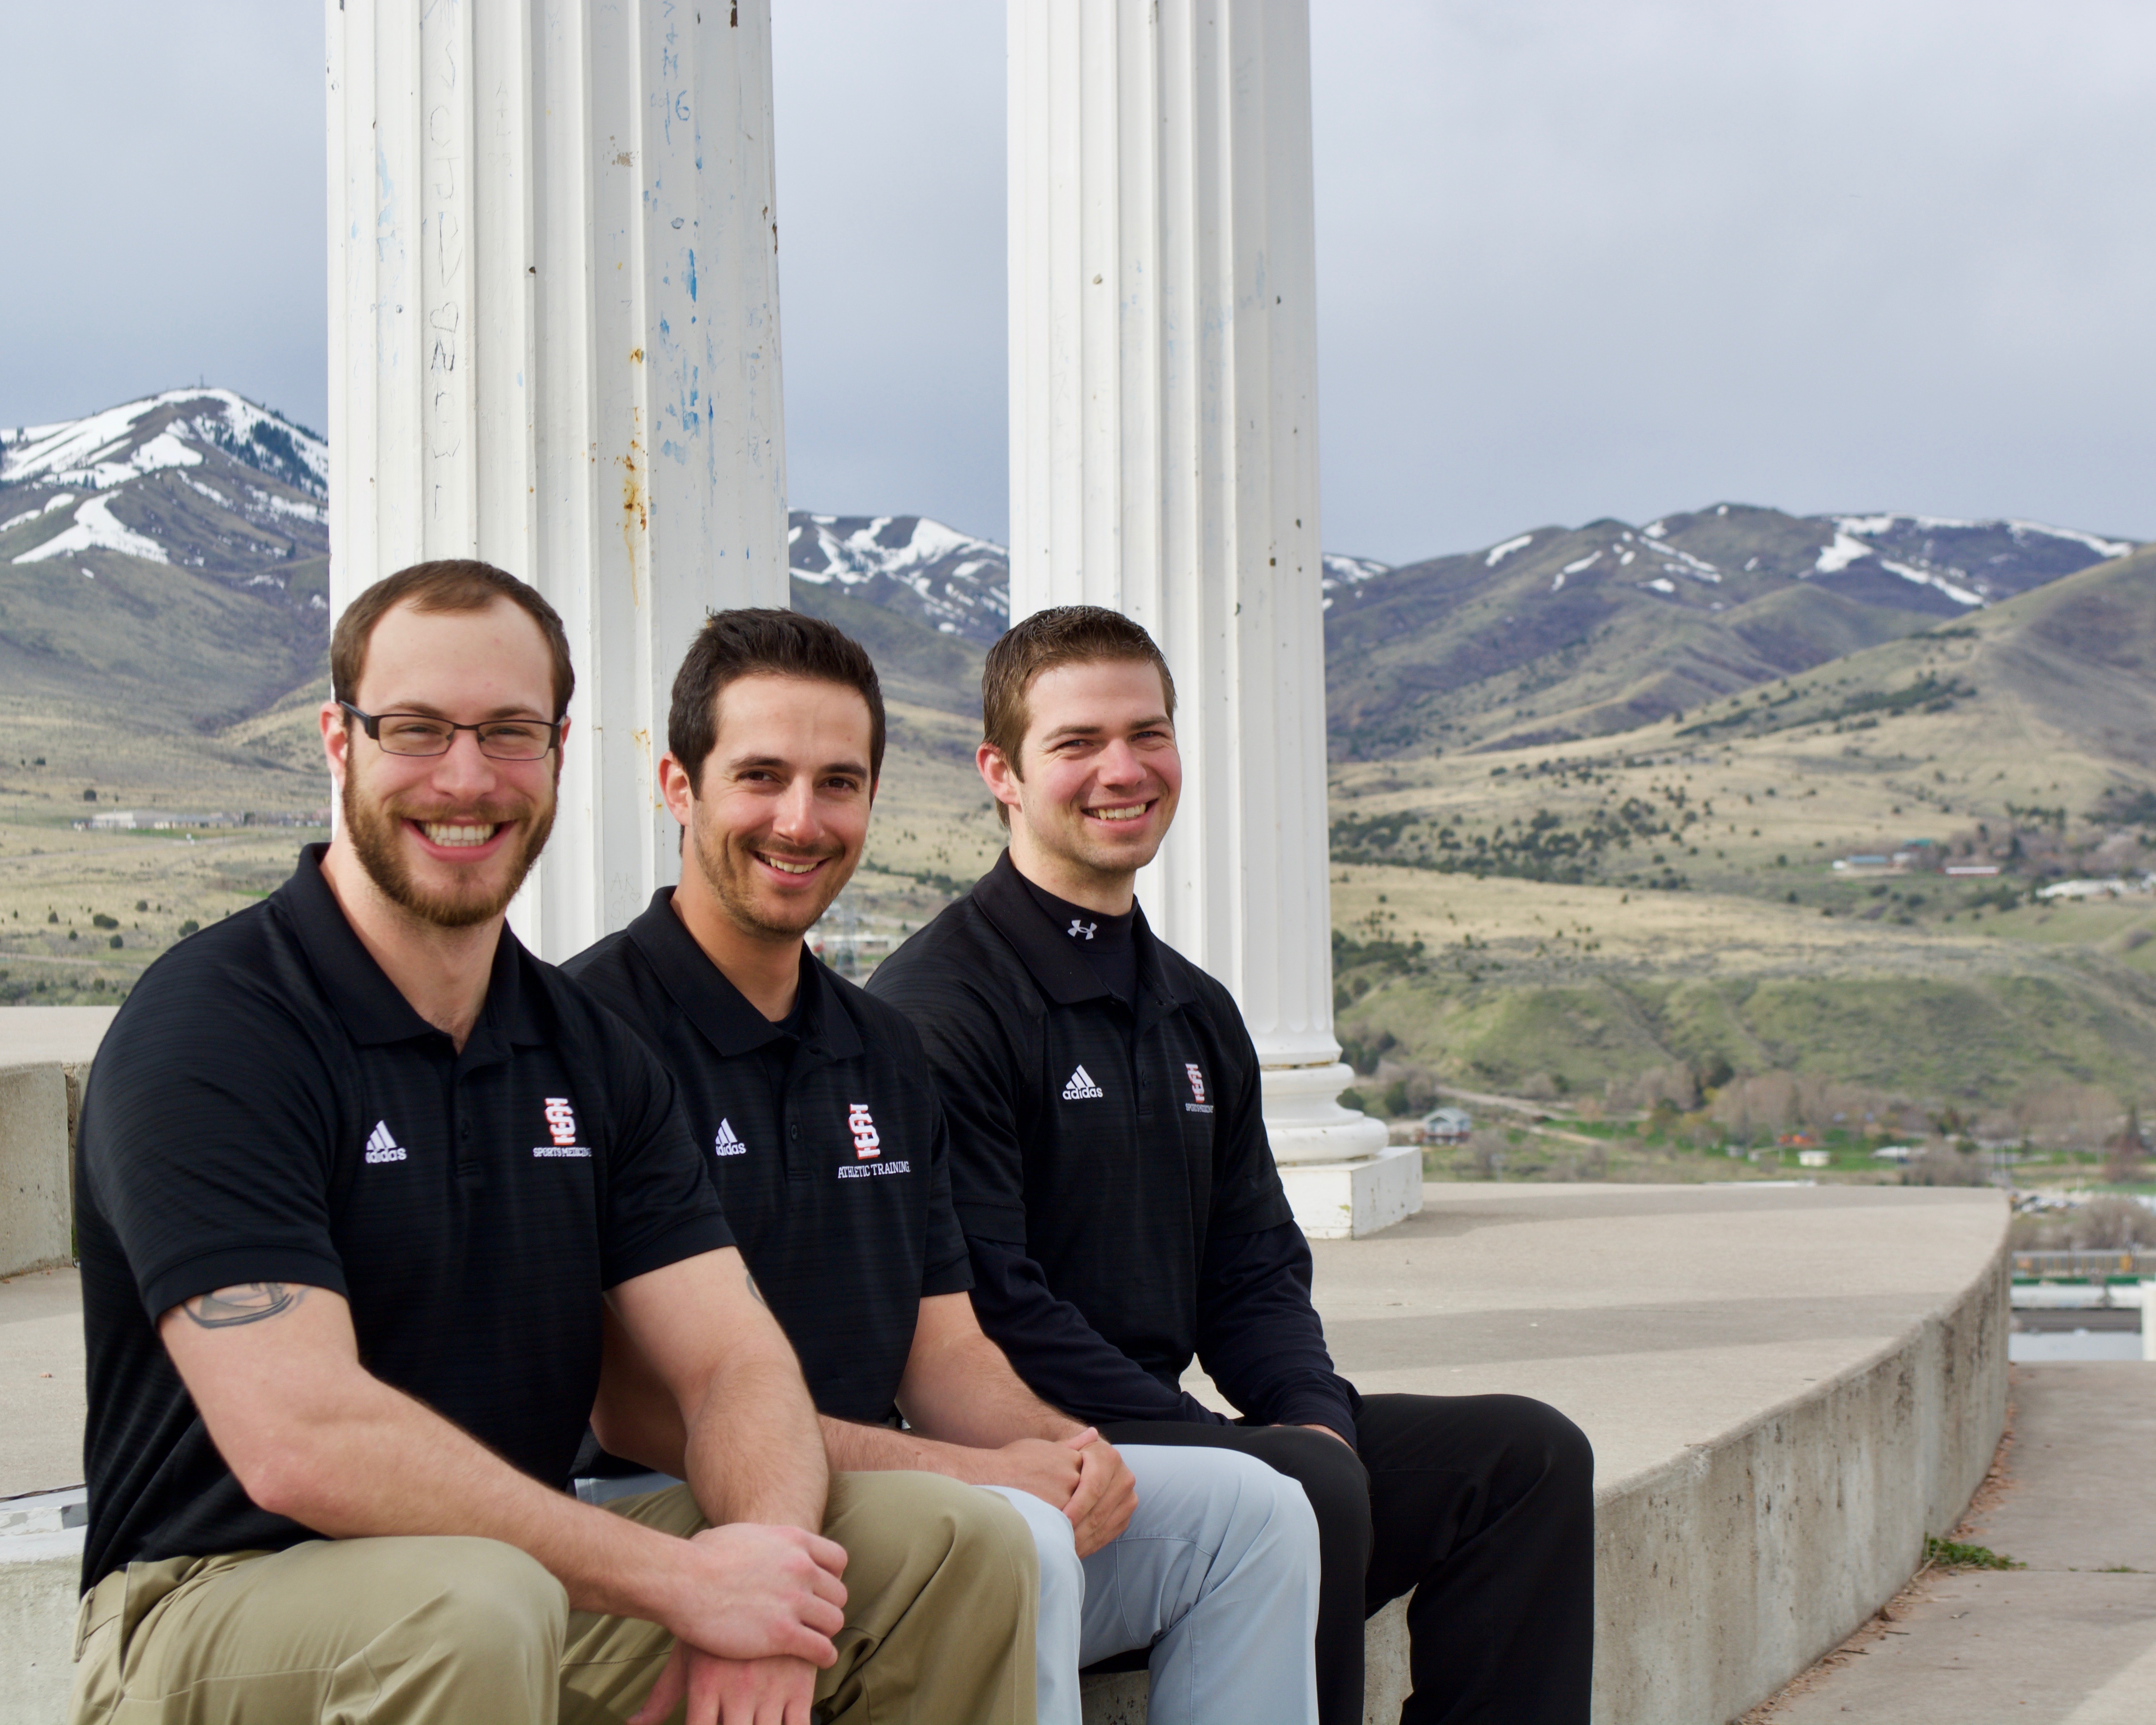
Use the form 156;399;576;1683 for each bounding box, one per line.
1772;1362;2156;1724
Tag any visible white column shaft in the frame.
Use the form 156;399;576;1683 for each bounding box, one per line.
1008;0;1382;1168
327;0;789;959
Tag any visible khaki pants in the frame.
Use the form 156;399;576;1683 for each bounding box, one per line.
70;1472;1037;1725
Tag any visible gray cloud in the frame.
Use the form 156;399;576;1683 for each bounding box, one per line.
6;3;2149;563
0;0;325;437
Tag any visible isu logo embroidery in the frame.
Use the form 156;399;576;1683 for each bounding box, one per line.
533;1095;591;1159
848;1102;882;1160
714;1118;748;1158
1062;1064;1105;1101
1184;1063;1214;1115
1067;918;1098;941
363;1120;406;1164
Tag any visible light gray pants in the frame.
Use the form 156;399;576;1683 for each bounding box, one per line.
984;1443;1321;1725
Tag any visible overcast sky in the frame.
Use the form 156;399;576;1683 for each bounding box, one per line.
3;1;2149;563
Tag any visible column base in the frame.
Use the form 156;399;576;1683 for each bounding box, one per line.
1278;1143;1424;1240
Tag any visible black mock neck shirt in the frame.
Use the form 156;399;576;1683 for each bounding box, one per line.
1019;875;1139;1005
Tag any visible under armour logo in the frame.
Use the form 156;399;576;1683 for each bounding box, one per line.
1068;919;1097;941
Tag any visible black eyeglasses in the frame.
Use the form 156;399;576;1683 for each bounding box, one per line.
340;702;562;762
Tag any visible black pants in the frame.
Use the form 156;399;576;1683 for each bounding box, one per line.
1102;1394;1593;1725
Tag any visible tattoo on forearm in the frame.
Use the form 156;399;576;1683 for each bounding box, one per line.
746;1271;767;1308
182;1283;307;1329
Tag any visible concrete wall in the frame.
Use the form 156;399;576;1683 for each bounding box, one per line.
0;1064;72;1277
1082;1237;2009;1725
1588;1238;2008;1724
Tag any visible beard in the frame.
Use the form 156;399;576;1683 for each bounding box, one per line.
686;803;856;941
342;768;556;930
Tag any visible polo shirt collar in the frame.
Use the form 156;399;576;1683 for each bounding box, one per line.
971;850;1191;1015
279;843;544;1051
624;887;862;1063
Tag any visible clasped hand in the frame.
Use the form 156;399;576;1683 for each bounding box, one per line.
996;1427;1137;1556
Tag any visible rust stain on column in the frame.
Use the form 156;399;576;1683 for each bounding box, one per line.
620;382;646;608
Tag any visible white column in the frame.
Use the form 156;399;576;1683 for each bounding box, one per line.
1008;0;1414;1235
326;0;790;960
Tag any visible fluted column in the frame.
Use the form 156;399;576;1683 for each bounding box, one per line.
326;0;789;959
1008;0;1398;1199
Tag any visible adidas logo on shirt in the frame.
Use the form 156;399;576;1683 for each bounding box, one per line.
1062;1064;1105;1101
713;1118;748;1158
363;1120;406;1164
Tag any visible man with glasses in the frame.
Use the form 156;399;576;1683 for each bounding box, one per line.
69;561;1038;1725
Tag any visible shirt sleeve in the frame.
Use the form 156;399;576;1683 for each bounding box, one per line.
919;1099;974;1298
967;1236;1232;1427
595;1019;736;1289
1196;1221;1361;1445
81;983;349;1322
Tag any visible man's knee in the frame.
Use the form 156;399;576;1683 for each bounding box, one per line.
828;1470;1040;1597
1256;1427;1375;1549
1194;1446;1323;1555
423;1536;570;1640
985;1481;1083;1596
357;1536;568;1688
1478;1395;1595;1496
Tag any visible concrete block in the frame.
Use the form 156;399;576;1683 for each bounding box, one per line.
1079;1599;1408;1725
1279;1144;1424;1239
0;1065;72;1277
0;1490;85;1725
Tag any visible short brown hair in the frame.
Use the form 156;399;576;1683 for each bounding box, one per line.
980;605;1176;797
332;561;574;718
668;608;886;788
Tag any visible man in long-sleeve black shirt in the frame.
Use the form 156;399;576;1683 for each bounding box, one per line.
869;605;1595;1725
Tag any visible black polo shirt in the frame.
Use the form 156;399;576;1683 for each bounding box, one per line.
564;890;970;1424
868;851;1355;1439
74;845;731;1591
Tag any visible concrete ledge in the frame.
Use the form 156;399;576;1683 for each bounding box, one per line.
1087;1184;2007;1724
0;1066;72;1278
1586;1230;2006;1722
1;1491;86;1725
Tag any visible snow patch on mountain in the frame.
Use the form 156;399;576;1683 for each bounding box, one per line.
2007;520;2134;561
1319;553;1391;608
1813;530;1874;575
1485;533;1535;568
1879;558;1983;608
14;496;167;567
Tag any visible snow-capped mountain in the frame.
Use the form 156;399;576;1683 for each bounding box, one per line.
1322;501;2141;759
1;389;328;599
787;512;1008;646
1326;504;2131;627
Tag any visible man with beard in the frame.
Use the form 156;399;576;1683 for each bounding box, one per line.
868;606;1596;1725
69;562;1038;1725
565;610;1322;1725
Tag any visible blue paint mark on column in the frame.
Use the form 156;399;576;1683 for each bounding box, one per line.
686;250;697;302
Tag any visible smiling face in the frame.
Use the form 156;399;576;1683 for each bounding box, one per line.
981;657;1181;911
664;673;876;944
324;597;563;930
